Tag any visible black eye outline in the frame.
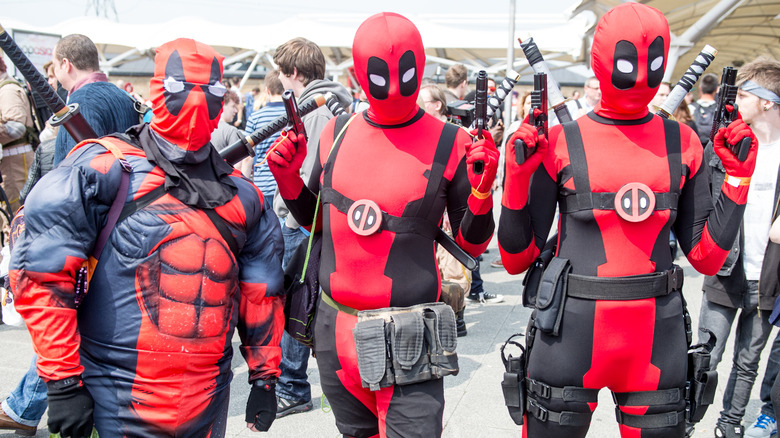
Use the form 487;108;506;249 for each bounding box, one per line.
646;36;665;88
366;56;389;100
398;50;418;97
611;40;638;90
162;50;195;116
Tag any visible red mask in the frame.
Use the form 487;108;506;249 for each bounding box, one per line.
591;3;669;119
353;12;425;125
149;39;226;151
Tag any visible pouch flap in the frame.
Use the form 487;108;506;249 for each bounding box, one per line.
696;370;718;406
426;303;457;352
391;311;425;368
536;257;570;309
353;318;388;385
502;372;521;407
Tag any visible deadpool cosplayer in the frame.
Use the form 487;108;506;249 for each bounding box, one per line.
10;39;284;438
499;4;758;438
268;13;497;438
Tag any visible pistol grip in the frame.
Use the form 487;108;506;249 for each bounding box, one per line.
731;137;751;162
514;139;535;165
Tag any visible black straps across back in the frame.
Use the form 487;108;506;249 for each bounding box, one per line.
560;117;683;214
203;208;240;257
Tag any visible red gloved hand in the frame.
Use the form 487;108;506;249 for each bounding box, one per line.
713;110;758;178
466;129;500;195
267;130;307;199
502;122;549;210
713;109;758;204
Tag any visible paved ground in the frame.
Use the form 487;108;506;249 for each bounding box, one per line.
1;211;776;437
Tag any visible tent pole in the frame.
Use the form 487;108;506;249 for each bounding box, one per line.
505;0;516;129
664;0;744;81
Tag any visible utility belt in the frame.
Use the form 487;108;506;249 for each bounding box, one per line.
525;256;684;336
502;262;717;427
347;298;459;391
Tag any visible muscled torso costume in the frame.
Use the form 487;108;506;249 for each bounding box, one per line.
498;4;757;437
268;13;498;438
11;39;285;438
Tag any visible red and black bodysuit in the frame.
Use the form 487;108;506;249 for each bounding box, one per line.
498;4;757;438
268;13;498;438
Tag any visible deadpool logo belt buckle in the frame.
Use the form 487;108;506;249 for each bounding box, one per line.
348;199;382;236
614;182;655;222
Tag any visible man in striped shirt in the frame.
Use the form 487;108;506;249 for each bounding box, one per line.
244;69;285;207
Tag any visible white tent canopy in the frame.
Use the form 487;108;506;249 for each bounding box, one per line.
0;10;595;84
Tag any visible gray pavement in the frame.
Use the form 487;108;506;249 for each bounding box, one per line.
1;232;777;437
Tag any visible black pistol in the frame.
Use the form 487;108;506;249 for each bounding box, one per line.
282;89;307;144
473;70;488;174
515;73;547;165
710;67;750;161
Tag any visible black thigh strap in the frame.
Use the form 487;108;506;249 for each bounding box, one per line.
615;407;685;429
527;398;591;426
566;266;683;300
526;378;599;403
613;388;683;406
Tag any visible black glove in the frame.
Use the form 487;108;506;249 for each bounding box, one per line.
46;375;94;438
245;379;277;431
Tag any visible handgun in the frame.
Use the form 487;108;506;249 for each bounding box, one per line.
282;89;307;142
515;73;547;165
710;67;751;161
473;70;488;174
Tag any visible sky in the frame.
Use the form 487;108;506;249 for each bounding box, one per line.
2;0;581;27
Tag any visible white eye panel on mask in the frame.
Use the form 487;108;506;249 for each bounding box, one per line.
208;81;227;97
616;59;634;74
402;68;415;83
370;74;386;87
163;76;185;94
650;56;664;72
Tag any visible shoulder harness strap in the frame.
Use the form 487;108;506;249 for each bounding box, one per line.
73;137;134;260
560;118;682;214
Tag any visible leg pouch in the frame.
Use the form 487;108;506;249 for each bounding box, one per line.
686;331;718;423
500;332;527;425
534;257;570;336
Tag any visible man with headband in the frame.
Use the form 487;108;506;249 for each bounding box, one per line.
268;12;497;437
9;38;284;437
497;3;758;437
696;56;780;438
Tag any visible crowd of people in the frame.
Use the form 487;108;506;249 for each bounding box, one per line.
0;4;778;438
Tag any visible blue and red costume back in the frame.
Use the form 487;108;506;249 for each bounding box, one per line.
11;39;285;438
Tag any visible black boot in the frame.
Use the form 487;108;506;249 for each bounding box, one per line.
456;309;467;337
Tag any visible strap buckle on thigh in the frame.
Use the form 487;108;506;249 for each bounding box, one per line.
526;378;599;403
527;398;592;426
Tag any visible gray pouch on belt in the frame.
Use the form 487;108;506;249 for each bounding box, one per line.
354;302;459;391
391;311;431;385
354;318;394;391
424;304;459;377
